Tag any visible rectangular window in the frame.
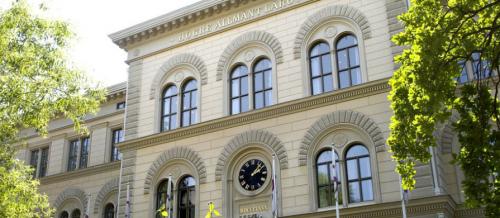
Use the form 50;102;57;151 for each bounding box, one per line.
30;149;39;178
116;101;126;109
39;147;49;177
79;137;90;168
30;147;49;178
111;129;124;161
68;140;79;171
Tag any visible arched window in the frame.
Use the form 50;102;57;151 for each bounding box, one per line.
60;211;69;218
316;150;342;208
181;79;198;127
336;35;361;89
230;65;249;115
253;59;273;109
178;176;196;218
156;179;173;218
103;203;114;218
161;85;178;132
71;209;81;218
309;42;333;95
345;145;373;203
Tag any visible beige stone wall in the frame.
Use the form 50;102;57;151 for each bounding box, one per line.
125;92;404;217
127;0;396;139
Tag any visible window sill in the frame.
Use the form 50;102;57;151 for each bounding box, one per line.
316;200;376;212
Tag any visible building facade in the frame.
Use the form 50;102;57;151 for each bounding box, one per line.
18;0;485;217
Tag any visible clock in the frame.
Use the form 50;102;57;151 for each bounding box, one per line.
238;159;268;191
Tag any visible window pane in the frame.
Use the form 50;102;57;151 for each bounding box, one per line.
317;164;329;185
337;35;357;50
232;99;240;114
361;180;373;201
183;93;190;110
359;157;372;178
182;111;190;127
351;68;362;86
241;76;248;95
255;59;271;72
337;50;348;70
40;148;49;177
171;96;177;113
254;72;263;91
190;110;197;124
310;57;321;77
323;74;333;93
322;55;332;74
312;78;323;95
265;91;272;106
163;98;171;115
191;91;197;108
317;150;332;164
349;47;360;66
255;92;264;109
339;70;350;89
171;114;177;129
264;70;272;89
348;182;361;203
241;96;249;113
163;117;170;131
231;80;239;97
346;159;358;180
318;186;329;208
347;145;369;158
458;63;468;83
30;150;39;177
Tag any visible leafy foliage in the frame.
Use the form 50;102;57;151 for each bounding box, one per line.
0;1;106;217
388;0;499;216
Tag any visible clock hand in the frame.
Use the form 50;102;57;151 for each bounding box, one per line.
251;163;263;176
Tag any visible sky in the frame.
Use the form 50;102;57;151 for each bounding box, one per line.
2;0;200;86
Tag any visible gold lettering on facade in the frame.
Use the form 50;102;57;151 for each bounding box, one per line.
176;0;297;43
239;204;269;214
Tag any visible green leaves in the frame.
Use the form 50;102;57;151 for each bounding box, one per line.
389;0;499;216
0;1;106;217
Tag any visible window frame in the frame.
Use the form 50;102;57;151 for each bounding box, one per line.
335;34;362;89
180;79;198;127
315;149;342;208
230;65;250;115
67;136;90;172
177;175;196;218
309;41;334;96
344;144;373;203
160;85;179;132
111;128;124;162
252;58;273;110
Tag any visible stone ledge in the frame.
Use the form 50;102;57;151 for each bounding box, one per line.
117;78;391;151
40;161;120;184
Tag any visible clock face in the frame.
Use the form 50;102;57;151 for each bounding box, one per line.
238;159;268;191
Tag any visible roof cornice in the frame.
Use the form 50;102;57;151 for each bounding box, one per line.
109;0;255;50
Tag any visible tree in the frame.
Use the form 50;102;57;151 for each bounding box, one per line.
388;0;499;216
0;1;105;217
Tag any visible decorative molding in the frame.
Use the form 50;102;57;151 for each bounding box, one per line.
215;130;288;181
282;195;462;218
439;113;460;154
216;31;284;81
40;162;120;184
143;147;207;194
93;178;119;214
53;187;89;212
298;110;386;166
150;53;208;100
293;5;372;59
118;79;391;151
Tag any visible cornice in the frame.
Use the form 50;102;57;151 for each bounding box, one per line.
39;161;120;185
23;110;124;140
118;79;391;151
282;195;458;218
110;0;250;49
